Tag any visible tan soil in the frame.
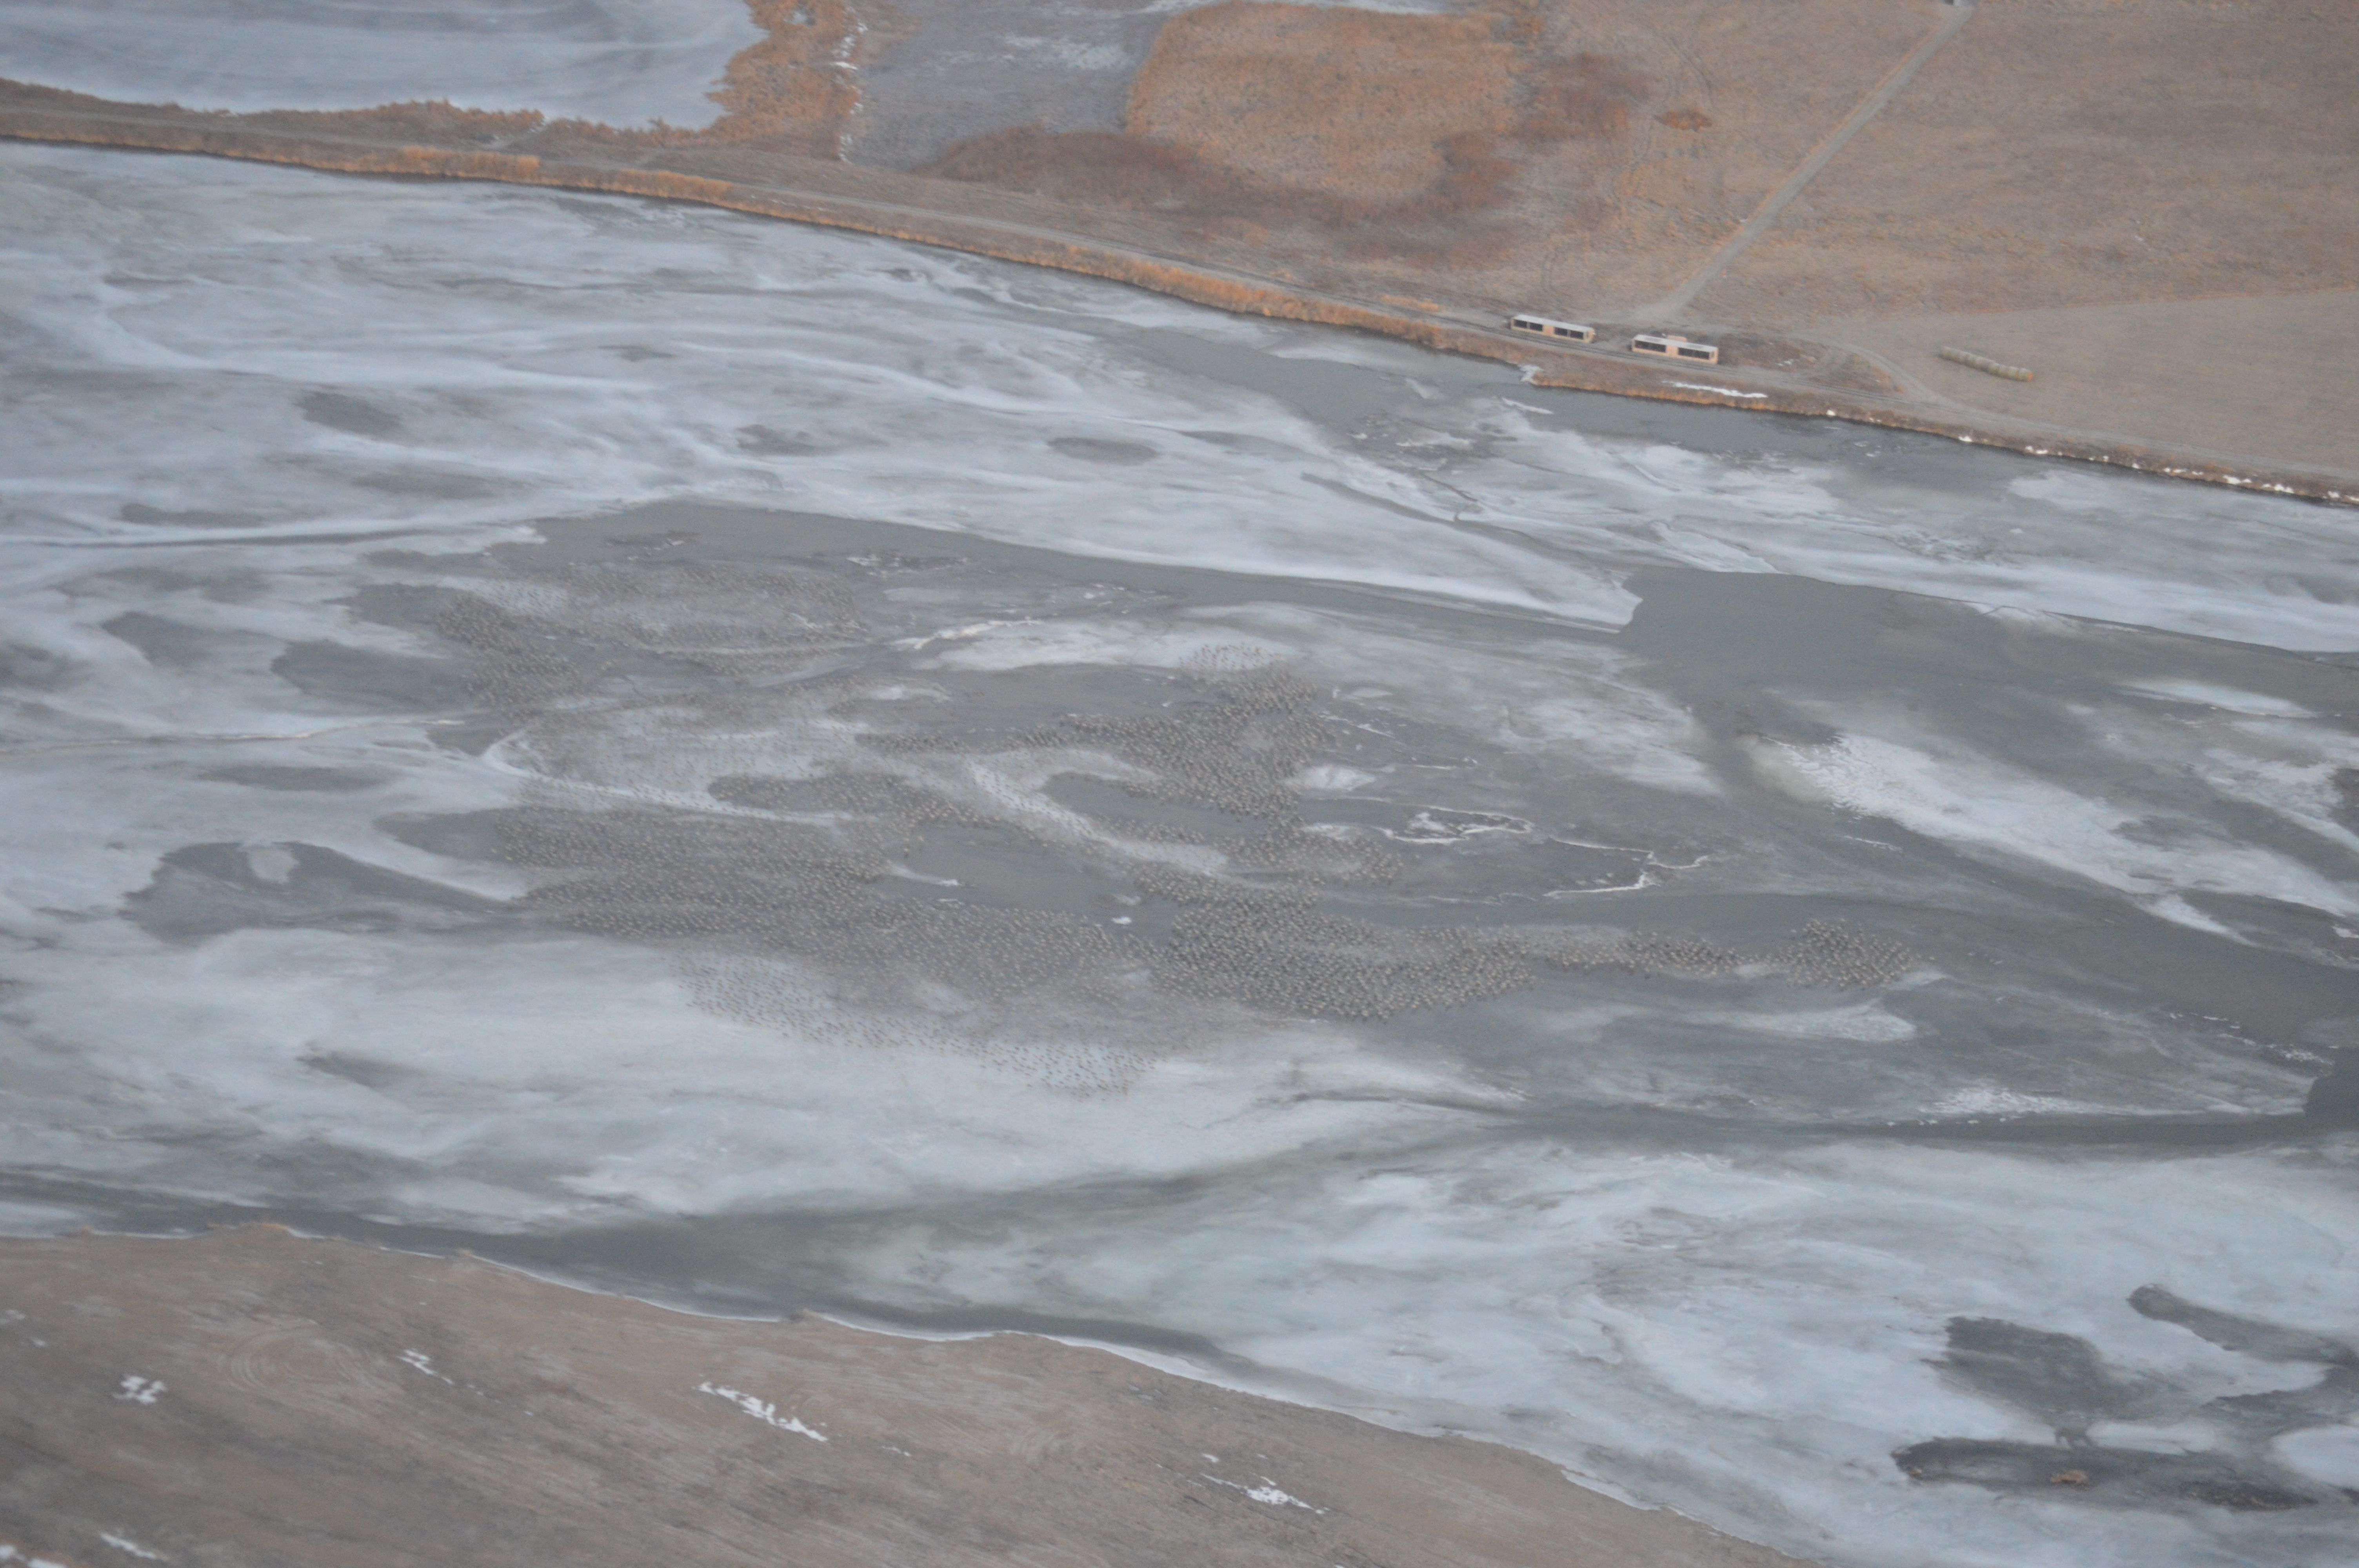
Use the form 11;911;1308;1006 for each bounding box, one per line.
1694;0;2359;325
0;1227;1809;1568
1676;0;2359;481
1505;0;1938;309
1126;2;1524;203
1822;289;2359;474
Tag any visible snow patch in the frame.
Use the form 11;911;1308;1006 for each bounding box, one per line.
1203;1472;1322;1510
1;1546;78;1568
113;1375;165;1405
1292;764;1378;793
2273;1424;2359;1489
697;1381;828;1441
400;1349;454;1384
920;619;1290;673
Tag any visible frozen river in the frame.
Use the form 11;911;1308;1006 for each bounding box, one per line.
0;0;759;126
3;143;2357;1568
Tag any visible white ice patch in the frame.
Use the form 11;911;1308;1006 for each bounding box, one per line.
914;601;1718;797
2272;1423;2359;1489
1384;809;1531;844
2085;1421;2220;1454
1756;731;2359;920
2122;680;2313;717
243;844;299;885
1696;1004;1918;1044
2087;705;2359;860
1227;603;1720;797
697;1381;828;1440
0;1200;91;1235
113;1375;165;1405
995;36;1130;72
2007;472;2119;512
399;1349;454;1384
3;918;1496;1223
919;620;1290;673
1292;764;1379;793
0;1548;78;1568
1931;1085;2115;1119
2141;895;2245;939
98;1534;165;1561
1202;1473;1321;1510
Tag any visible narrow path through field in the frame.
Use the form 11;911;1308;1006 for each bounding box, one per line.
1642;0;1977;323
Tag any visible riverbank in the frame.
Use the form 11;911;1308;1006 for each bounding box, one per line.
2;82;2350;510
0;1226;1810;1568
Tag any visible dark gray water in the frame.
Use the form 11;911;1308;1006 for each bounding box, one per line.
3;143;2356;1568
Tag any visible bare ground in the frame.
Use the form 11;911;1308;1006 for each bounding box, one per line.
1685;0;2359;475
1823;289;2359;475
0;1227;1809;1568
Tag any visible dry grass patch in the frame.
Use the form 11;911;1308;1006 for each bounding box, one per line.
930;0;1648;262
929;122;1520;263
1691;0;2359;323
1126;1;1522;203
698;0;866;156
1518;53;1650;143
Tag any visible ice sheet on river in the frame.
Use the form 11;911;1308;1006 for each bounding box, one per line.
3;144;2357;1568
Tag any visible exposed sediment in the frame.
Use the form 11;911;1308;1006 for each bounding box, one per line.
0;1226;1810;1568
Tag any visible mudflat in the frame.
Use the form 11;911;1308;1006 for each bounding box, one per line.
0;1227;1803;1568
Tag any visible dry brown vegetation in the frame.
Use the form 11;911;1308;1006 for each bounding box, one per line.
698;0;866;155
931;120;1522;263
1517;53;1649;143
1125;2;1523;202
930;0;1650;261
252;99;548;141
